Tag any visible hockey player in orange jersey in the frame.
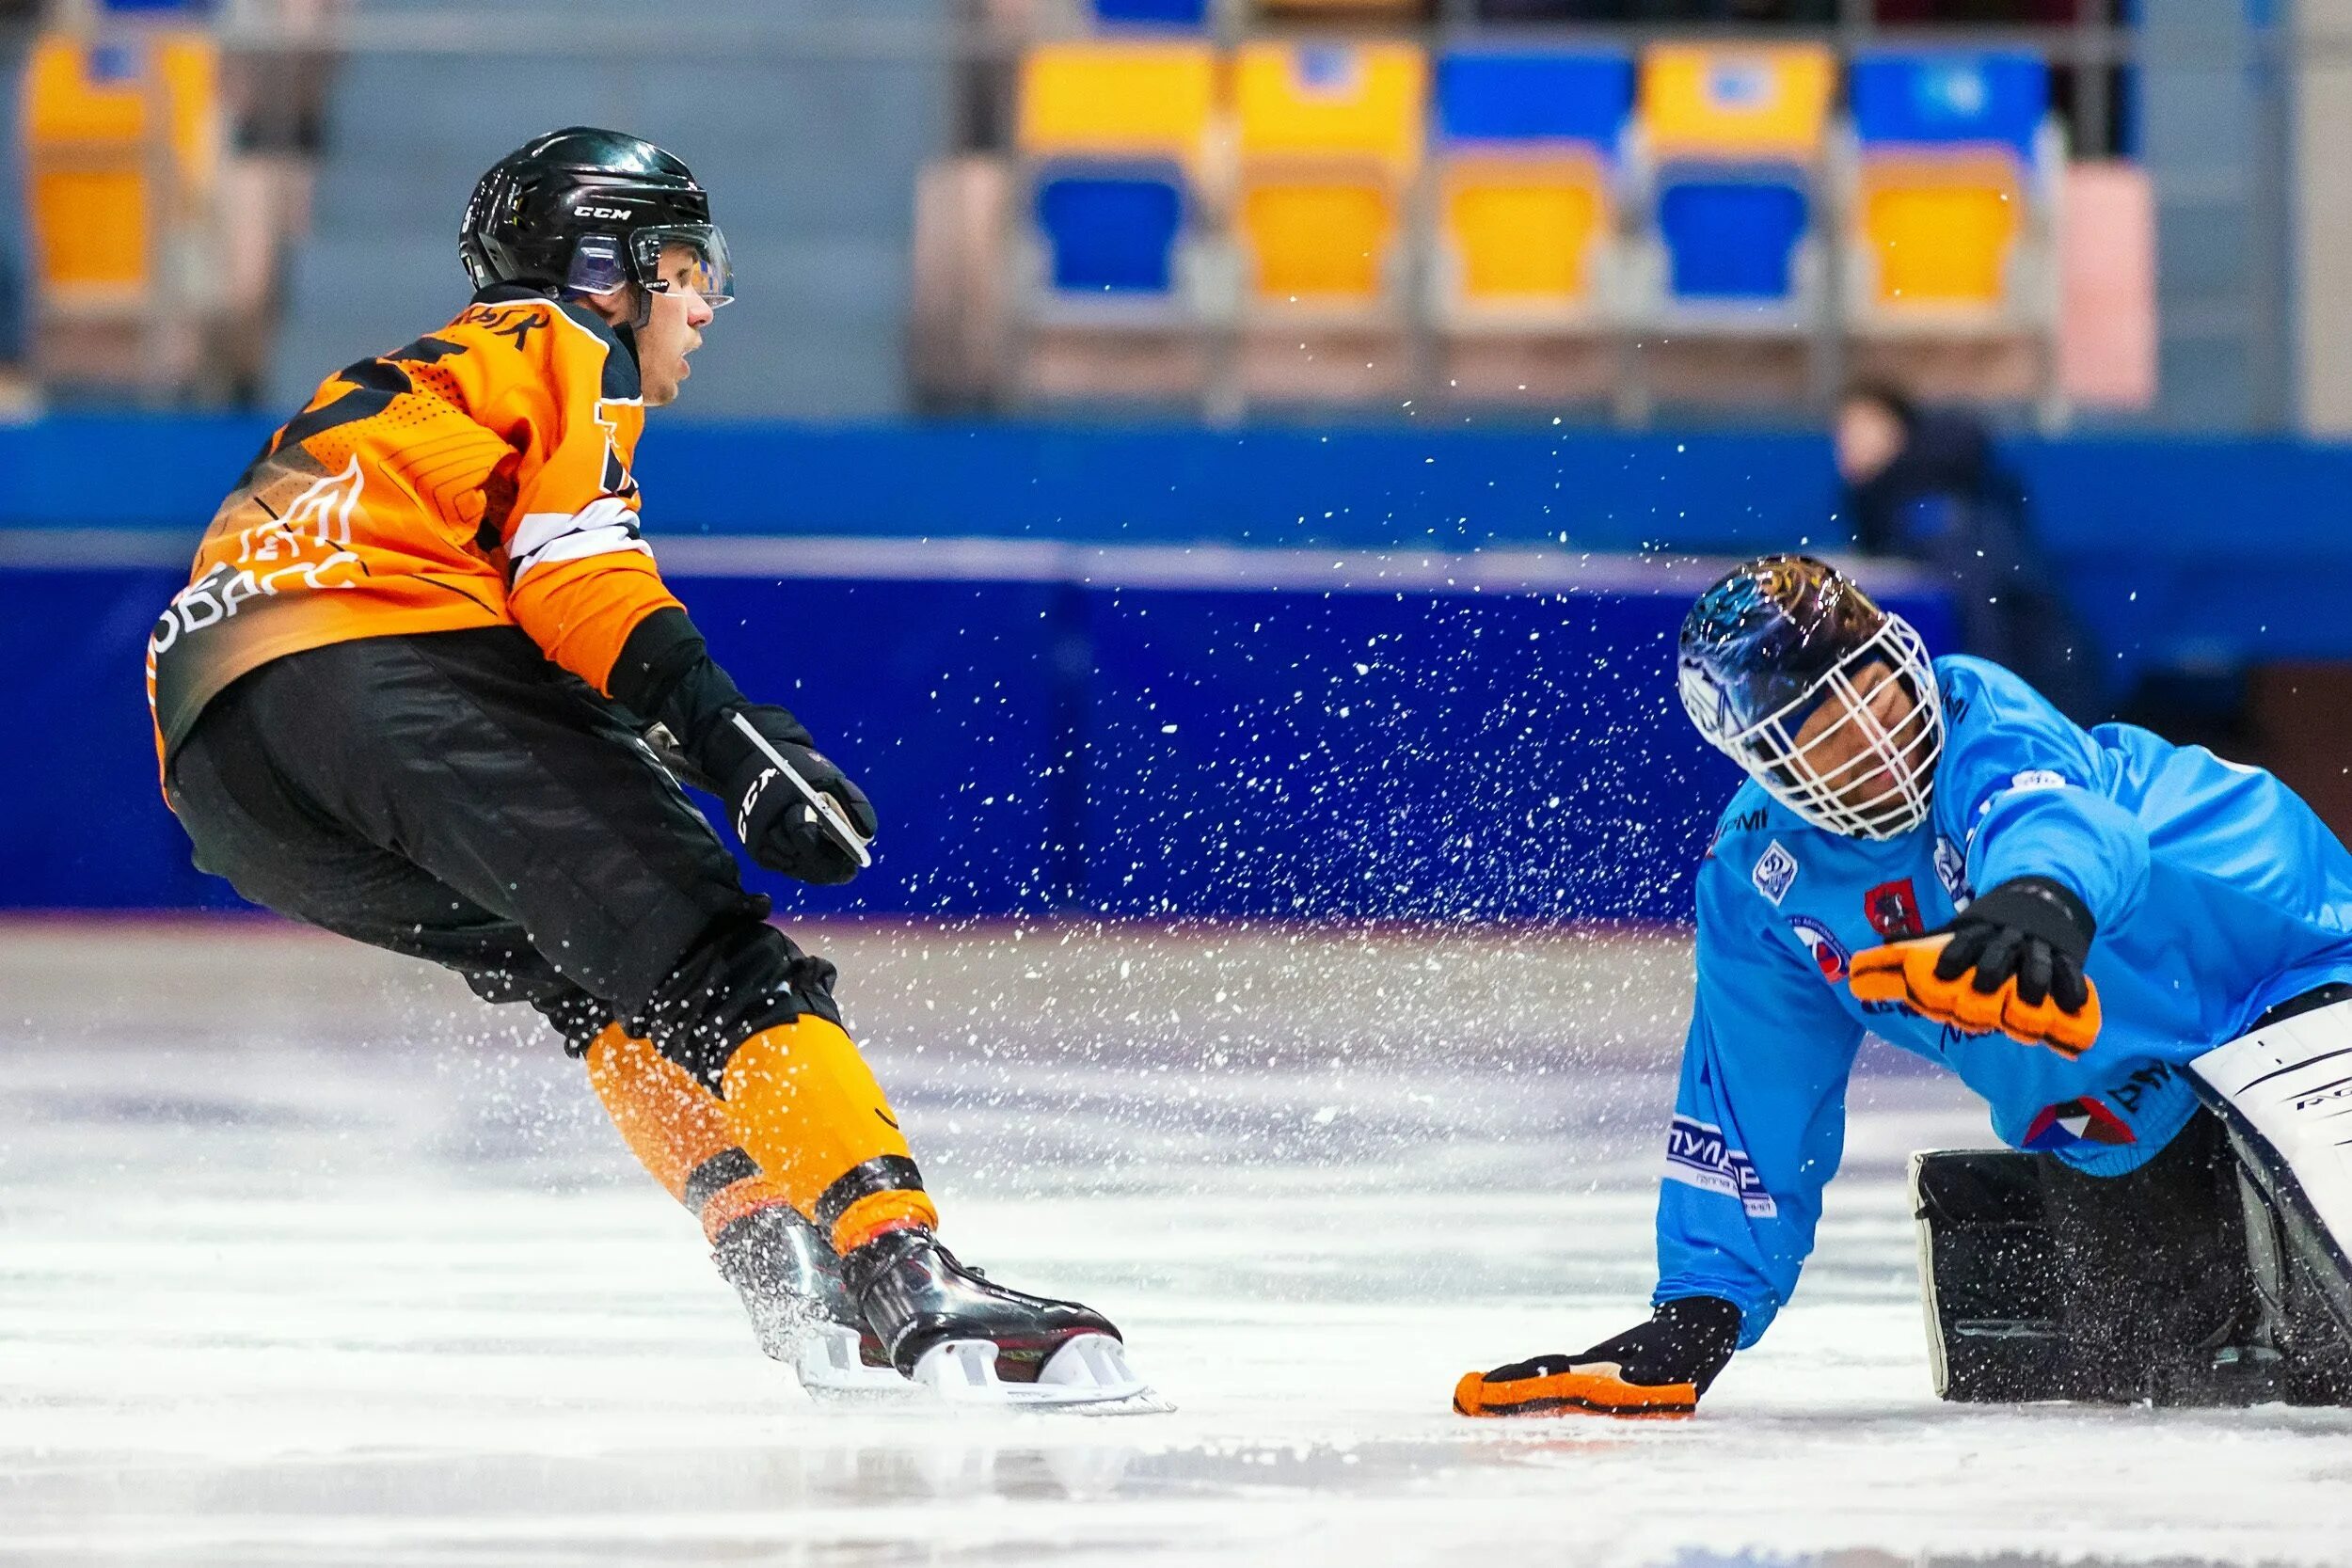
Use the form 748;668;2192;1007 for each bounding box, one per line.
147;128;1152;1408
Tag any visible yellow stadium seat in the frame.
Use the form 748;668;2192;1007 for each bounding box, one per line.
1239;180;1396;300
22;31;219;296
1017;41;1218;166
1440;155;1611;308
1639;44;1834;162
1234;41;1425;178
1858;157;2024;309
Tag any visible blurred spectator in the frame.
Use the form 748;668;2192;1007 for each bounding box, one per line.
1836;382;2100;721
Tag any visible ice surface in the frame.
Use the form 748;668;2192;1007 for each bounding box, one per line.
4;920;2349;1567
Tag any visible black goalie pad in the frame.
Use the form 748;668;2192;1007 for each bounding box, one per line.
1912;1118;2352;1407
1910;1148;2066;1402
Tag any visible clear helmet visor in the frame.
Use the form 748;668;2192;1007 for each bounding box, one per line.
1681;612;1945;840
564;223;734;308
633;223;733;307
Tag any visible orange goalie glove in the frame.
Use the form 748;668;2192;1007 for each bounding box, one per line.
1849;875;2102;1058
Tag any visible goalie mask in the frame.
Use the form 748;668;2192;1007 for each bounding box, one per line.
1678;555;1943;841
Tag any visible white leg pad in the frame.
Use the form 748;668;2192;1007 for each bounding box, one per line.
2190;999;2352;1297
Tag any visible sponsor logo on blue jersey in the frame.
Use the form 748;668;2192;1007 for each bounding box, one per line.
1752;840;1799;906
1707;807;1770;859
1664;1115;1779;1218
2022;1095;2136;1151
1932;835;1971;909
1864;878;1925;940
1786;916;1850;983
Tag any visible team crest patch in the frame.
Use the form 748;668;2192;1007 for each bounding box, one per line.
1751;840;1799;906
1786;916;1850;983
1932;836;1971;910
1664;1115;1779;1217
2022;1096;2137;1152
1864;878;1925;940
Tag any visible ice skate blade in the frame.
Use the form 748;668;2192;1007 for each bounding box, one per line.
909;1333;1172;1415
792;1323;924;1404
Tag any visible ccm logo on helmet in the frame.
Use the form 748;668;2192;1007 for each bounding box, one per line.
573;205;634;220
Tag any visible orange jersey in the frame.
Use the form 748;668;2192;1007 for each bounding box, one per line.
147;285;683;758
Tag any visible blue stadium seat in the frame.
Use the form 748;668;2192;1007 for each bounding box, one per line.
1850;52;2048;163
1436;49;1633;150
1657;180;1808;300
1036;173;1186;294
1092;0;1211;23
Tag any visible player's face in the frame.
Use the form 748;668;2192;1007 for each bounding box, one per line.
636;243;718;406
1784;657;1932;823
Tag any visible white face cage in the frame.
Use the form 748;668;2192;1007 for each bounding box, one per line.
1684;612;1945;841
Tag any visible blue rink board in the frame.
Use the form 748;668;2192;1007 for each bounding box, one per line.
6;563;1953;920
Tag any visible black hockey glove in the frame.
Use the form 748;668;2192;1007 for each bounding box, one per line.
1851;875;2100;1057
610;608;879;887
1454;1295;1740;1418
703;705;878;887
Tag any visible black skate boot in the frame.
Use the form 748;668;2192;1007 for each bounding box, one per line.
841;1227;1162;1409
712;1205;906;1397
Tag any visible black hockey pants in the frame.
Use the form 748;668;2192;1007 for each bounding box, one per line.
165;627;838;1080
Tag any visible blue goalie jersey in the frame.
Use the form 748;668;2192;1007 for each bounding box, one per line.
1660;655;2352;1346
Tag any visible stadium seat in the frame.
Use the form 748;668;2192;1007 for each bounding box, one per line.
1630;40;1832;392
1015;42;1216;308
22;31;219;299
1017;41;1217;169
1433;51;1631;318
1091;0;1211;24
1658;180;1809;301
1254;0;1430;17
1638;44;1835;164
1856;162;2022;309
1231;41;1425;403
1438;49;1633;148
1035;174;1184;294
1232;41;1424;308
1442;171;1606;305
1235;40;1423;172
1009;42;1220;404
1846;53;2052;318
1851;52;2048;165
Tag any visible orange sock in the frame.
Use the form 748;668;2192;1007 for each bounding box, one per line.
718;1015;939;1256
582;1024;804;1244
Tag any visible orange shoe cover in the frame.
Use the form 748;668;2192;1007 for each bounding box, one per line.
1453;1362;1698;1419
582;1024;801;1243
719;1015;940;1256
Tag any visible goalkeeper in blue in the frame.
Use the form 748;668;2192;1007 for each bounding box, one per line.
1456;555;2352;1418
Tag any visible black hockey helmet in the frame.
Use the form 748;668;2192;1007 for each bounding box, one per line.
458;127;732;313
1677;555;1944;839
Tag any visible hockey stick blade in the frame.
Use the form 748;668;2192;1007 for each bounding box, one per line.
728;711;874;869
